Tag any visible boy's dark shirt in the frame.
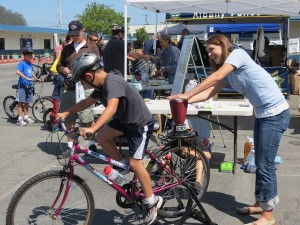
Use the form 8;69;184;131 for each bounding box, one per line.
91;73;152;129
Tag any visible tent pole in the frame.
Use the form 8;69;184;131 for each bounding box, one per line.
154;11;158;55
124;0;128;80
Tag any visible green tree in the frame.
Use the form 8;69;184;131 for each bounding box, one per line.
76;2;129;36
134;26;148;49
0;5;27;25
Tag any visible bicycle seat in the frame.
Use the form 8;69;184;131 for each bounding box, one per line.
12;84;18;89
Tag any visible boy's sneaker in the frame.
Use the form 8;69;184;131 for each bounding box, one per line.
17;119;27;126
23;117;34;124
143;196;163;225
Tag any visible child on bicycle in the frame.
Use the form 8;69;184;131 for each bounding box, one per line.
56;53;163;225
15;47;39;126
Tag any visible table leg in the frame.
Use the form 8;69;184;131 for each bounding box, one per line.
233;116;237;174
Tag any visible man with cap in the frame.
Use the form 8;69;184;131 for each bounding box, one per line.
56;20;100;151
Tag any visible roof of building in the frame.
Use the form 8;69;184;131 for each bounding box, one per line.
0;24;68;34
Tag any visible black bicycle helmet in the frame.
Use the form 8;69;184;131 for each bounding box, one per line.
131;59;148;76
71;53;102;83
111;24;124;33
22;47;34;55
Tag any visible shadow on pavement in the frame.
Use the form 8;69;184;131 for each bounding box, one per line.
201;191;257;224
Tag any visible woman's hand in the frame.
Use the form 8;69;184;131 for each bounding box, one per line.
167;93;190;100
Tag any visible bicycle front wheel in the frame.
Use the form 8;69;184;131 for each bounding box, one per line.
3;96;18;119
6;170;95;225
43;108;54;131
147;139;210;222
32;96;52;122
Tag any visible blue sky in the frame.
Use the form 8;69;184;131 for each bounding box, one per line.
0;0;165;28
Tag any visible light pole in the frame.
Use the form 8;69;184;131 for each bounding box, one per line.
58;0;63;29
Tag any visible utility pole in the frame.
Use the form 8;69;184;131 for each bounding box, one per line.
143;14;150;25
58;0;63;29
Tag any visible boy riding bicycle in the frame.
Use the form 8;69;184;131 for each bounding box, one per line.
56;52;162;225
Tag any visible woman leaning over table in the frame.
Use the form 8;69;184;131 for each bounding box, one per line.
129;34;180;84
168;34;290;225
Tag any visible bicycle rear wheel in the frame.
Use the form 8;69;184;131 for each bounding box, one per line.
3;96;18;120
147;139;210;223
6;170;95;225
32;96;52;122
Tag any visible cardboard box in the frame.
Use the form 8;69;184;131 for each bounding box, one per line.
290;69;300;94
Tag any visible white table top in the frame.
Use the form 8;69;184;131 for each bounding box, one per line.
143;84;173;91
93;99;253;117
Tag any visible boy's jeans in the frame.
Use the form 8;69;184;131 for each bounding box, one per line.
254;109;290;210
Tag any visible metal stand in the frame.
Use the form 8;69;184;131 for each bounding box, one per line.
166;129;217;225
188;187;218;225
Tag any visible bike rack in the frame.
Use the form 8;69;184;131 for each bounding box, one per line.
165;131;217;225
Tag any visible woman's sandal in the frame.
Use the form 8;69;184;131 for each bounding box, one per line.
243;218;276;225
237;206;263;215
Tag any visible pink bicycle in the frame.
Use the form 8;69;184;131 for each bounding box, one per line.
6;120;212;225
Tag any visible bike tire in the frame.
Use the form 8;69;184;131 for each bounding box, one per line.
6;170;95;225
3;96;18;120
146;139;210;222
32;96;52;123
43;107;54;131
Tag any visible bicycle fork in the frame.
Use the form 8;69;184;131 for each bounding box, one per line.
49;166;75;219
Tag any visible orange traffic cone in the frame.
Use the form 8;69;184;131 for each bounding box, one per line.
7;55;11;63
1;54;4;63
46;57;51;63
39;56;44;64
13;56;17;63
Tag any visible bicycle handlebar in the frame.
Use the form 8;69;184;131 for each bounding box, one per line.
58;119;93;138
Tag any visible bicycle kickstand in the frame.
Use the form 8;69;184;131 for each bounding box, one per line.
188;187;218;225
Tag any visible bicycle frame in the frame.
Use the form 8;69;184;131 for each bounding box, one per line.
51;141;183;218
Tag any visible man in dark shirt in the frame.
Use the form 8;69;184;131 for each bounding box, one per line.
102;24;128;76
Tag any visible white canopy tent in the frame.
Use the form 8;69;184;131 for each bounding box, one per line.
125;0;300;15
159;23;205;35
123;0;300;77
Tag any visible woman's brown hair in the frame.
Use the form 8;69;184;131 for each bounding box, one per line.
205;34;233;71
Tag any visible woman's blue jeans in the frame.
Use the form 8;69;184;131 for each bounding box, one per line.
253;109;290;210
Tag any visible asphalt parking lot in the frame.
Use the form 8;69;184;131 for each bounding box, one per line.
0;62;299;225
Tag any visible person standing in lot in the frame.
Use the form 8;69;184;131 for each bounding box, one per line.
168;34;290;225
15;47;39;126
102;24;129;77
56;20;99;151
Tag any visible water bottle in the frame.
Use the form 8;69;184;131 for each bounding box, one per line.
103;166;127;186
243;137;254;163
246;149;256;173
185;80;198;93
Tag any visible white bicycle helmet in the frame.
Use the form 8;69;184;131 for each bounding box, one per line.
71;53;102;83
